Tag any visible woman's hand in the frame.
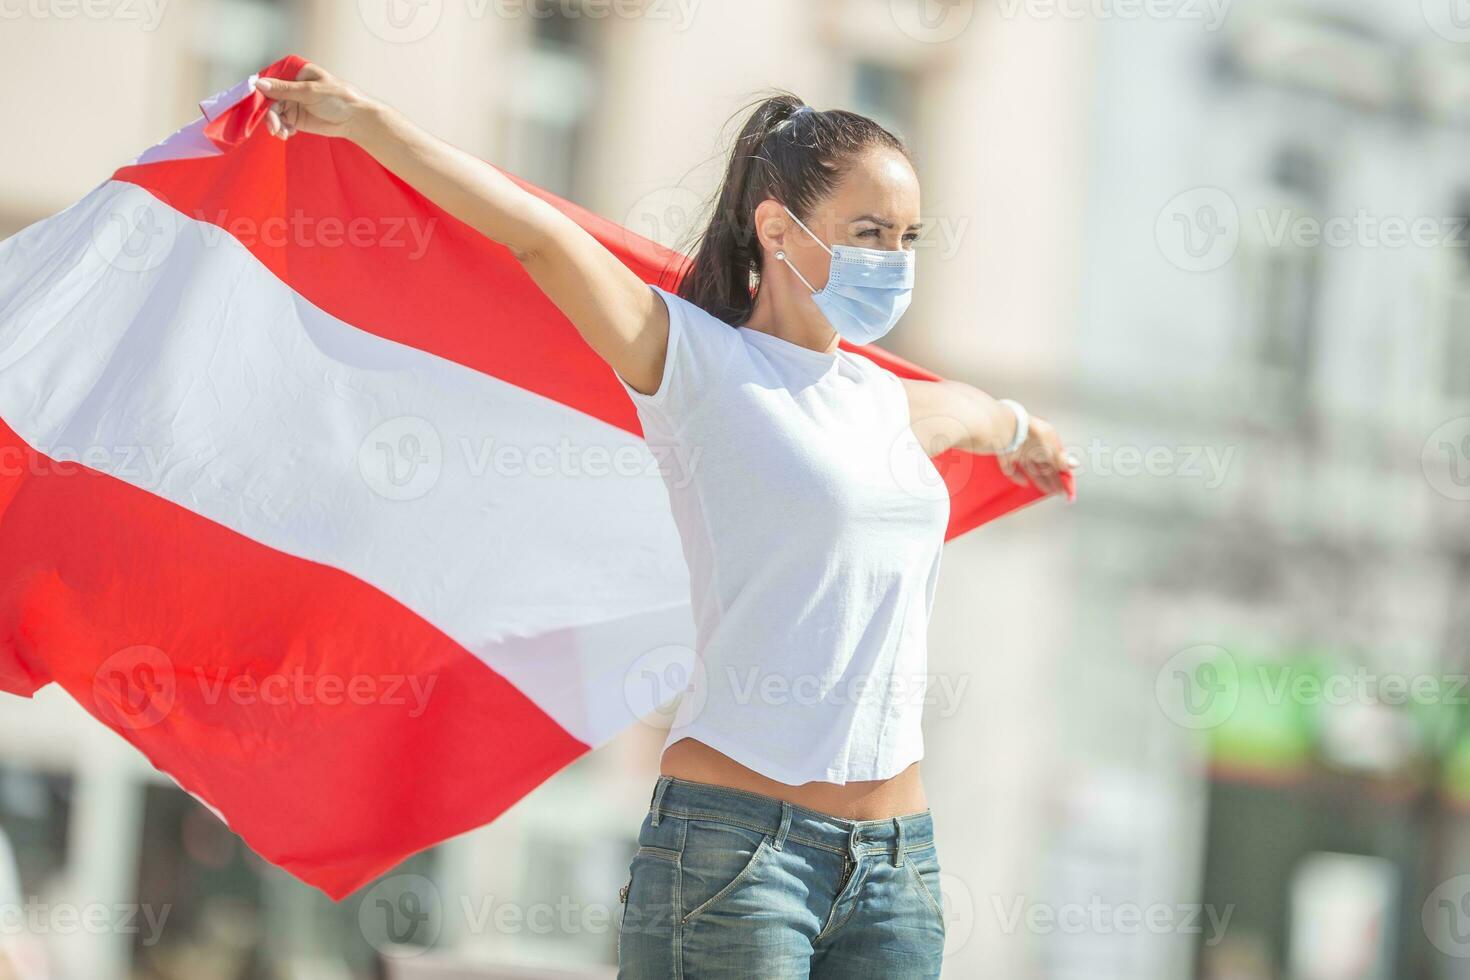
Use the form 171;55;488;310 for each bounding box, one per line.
999;416;1075;500
254;64;375;141
903;379;1076;499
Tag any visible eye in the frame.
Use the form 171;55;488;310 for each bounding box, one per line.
902;232;920;244
856;228;882;239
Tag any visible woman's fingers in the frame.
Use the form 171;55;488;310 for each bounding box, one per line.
254;76;321;105
264;100;296;140
280;100;299;137
1021;434;1072;497
1020;455;1058;497
998;451;1030;488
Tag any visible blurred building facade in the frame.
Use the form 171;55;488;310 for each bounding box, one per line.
0;0;1466;978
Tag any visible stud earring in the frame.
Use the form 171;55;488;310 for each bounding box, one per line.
775;249;786;261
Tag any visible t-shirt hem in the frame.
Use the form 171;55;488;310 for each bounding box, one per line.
662;722;924;787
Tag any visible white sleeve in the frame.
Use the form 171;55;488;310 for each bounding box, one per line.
616;284;740;426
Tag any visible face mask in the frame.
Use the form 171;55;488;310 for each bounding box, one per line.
774;206;916;345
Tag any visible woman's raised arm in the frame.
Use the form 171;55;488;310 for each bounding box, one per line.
254;64;670;395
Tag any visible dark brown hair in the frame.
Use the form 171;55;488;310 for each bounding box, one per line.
678;94;908;325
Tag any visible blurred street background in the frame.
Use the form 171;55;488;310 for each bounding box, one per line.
2;0;1469;977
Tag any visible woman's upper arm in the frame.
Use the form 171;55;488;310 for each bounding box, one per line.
518;210;671;396
903;378;970;456
902;378;1010;456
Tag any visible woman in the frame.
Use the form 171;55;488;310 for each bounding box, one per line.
256;65;1072;978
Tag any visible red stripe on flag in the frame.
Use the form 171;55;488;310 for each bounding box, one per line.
112;133;669;440
0;418;587;898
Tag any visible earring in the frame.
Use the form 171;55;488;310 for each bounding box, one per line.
775;249;786;261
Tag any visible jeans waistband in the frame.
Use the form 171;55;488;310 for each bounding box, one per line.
647;775;934;859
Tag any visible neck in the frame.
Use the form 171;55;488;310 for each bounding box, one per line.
743;285;839;354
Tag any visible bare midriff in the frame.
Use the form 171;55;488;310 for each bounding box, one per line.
659;736;928;821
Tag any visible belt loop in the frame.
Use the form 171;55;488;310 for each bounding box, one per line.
773;802;792;851
893;817;905;868
649;775;671;826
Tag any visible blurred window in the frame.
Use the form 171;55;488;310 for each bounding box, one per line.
1287;852;1395;980
852;61;919;146
130;784;439;979
1244;145;1324;417
1252;247;1319;386
1442;193;1470;402
0;769;71;898
195;0;291;95
503;6;599;201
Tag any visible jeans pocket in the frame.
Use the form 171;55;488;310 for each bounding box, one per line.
904;844;946;935
619;845;680;971
679;819;773;925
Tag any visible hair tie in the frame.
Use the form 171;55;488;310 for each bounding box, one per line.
773;104;815;136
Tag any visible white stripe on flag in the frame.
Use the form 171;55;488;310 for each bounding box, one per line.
0;181;695;744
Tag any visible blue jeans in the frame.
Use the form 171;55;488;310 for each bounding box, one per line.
617;776;946;978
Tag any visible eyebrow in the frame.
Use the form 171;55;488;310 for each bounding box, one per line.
850;214;924;231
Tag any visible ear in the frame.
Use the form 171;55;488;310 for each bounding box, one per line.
752;199;793;259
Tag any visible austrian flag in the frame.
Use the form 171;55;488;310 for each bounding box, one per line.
0;56;1058;898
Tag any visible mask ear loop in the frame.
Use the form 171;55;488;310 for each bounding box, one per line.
775;205;831;293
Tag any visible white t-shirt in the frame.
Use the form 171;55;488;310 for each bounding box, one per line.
618;286;950;785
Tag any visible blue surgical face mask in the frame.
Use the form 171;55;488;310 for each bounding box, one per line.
776;205;916;345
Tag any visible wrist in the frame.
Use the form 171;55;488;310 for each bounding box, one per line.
350;97;395;149
997;398;1029;455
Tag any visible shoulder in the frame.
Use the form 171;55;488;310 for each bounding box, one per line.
841;346;911;394
618;285;743;417
652;285;743;352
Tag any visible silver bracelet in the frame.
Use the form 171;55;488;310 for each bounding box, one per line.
998;398;1029;455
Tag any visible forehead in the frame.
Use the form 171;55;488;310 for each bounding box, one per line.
821;148;921;222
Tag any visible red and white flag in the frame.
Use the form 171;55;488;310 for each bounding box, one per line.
0;56;1065;898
